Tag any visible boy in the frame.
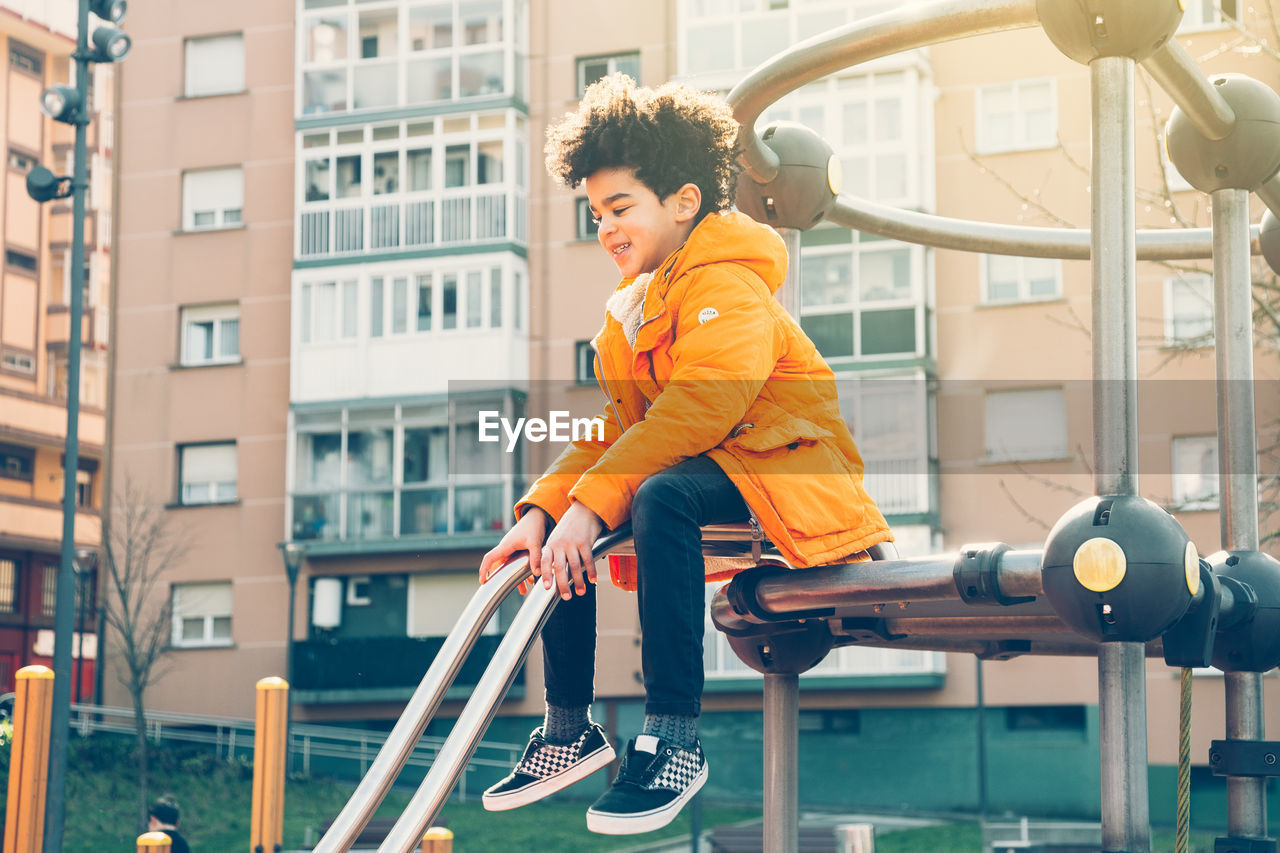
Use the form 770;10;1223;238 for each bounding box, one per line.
148;795;191;853
478;74;890;834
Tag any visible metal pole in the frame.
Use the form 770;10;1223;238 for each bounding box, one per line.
1090;56;1150;853
976;658;989;826
45;1;92;848
286;574;298;773
1210;187;1267;839
762;673;799;853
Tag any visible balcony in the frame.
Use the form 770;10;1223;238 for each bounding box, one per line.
291;633;521;704
297;187;526;260
0;495;100;550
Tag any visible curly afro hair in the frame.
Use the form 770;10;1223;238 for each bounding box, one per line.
545;73;740;223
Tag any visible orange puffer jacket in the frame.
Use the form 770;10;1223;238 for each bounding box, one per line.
516;210;892;588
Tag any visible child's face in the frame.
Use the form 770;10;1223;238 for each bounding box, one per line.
584;167;699;279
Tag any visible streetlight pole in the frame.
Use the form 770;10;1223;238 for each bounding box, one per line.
26;3;130;849
44;3;94;847
279;542;305;771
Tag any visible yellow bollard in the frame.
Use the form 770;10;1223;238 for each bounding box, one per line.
421;826;453;853
250;677;289;853
4;665;54;853
137;831;173;850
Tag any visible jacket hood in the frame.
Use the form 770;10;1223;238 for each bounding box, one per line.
663;210;788;295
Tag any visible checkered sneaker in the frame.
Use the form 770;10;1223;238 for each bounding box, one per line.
585;734;709;835
482;724;615;811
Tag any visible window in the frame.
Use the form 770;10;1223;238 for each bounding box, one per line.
185;34;245;97
172;582;233;647
577;52;640;95
1165;273;1213;346
1179;0;1236;30
985;388;1068;462
300;280;357;343
977;79;1057;153
1005;705;1086;732
982;255;1062;303
346;576;372;606
183;167;243;230
575;340;596;385
42;564;57;618
9;44;42;76
1172;435;1219;510
61;455;97;509
8;149;35;174
5;249;37;275
1;350;35;375
181;304;240;365
576;198;599;240
292;397;519;542
178;442;237;505
798;238;919;361
0;559;16;614
0;445;35;482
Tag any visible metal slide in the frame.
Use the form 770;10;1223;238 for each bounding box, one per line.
312;525;635;853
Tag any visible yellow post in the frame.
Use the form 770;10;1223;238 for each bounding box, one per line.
250;677;289;853
421;826;453;853
136;831;173;851
4;665;54;853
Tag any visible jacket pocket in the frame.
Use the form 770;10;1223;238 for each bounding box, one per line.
725;400;834;454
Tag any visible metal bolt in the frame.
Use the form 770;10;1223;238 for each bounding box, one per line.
1265;753;1277;766
1210;751;1222;764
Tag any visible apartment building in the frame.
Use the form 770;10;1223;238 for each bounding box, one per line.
107;3;295;717
107;0;1278;823
0;2;111;700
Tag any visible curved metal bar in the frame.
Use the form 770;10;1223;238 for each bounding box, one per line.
313;555;533;853
378;525;636;853
826;194;1263;260
1141;40;1236;142
728;0;1040;182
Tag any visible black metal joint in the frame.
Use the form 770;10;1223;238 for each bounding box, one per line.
1209;738;1280;778
953;542;1031;606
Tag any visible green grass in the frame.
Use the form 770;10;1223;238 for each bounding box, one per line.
12;735;1227;852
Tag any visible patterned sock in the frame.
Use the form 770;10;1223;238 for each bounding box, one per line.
543;704;591;745
642;713;698;750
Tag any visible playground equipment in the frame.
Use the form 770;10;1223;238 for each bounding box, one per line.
5;666;54;853
312;1;1280;851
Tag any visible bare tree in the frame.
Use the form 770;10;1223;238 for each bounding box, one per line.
101;480;186;832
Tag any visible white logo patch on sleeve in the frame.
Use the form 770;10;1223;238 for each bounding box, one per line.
698;307;719;325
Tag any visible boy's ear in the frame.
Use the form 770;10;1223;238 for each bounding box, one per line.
673;183;701;222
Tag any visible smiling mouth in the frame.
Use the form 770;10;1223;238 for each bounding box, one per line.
611;243;631;256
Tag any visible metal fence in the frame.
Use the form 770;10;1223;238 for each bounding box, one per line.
66;702;523;800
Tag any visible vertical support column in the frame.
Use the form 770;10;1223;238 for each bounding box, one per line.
251;677;289;853
5;666;55;853
1210;187;1267;840
763;673;799;853
1090;56;1150;853
762;226;802;853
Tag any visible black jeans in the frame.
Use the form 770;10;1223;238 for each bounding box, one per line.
541;454;749;717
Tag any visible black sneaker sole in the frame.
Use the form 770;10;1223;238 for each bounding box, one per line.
482;742;616;811
585;762;708;834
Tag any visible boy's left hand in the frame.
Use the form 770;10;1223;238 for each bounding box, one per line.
542;501;604;600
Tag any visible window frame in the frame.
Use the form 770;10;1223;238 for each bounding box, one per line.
980;254;1064;305
180;303;242;366
1178;0;1237;32
1171;434;1219;511
984;387;1070;463
575;51;640;96
182;166;245;232
171;581;234;648
1164;272;1214;348
184;32;246;98
0;444;35;483
575;340;596;385
575;197;599;241
975;77;1059;154
177;441;239;506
